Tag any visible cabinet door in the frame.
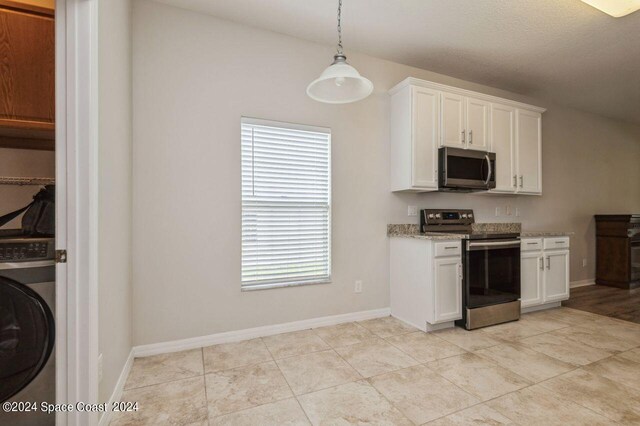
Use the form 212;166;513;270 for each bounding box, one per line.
433;257;462;323
521;252;543;308
544;251;570;302
516;110;542;194
0;7;55;126
412;87;439;189
465;97;489;150
490;104;516;193
441;92;466;149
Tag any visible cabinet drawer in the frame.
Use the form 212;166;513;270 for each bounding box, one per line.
521;238;543;252
544;237;570;250
434;241;462;257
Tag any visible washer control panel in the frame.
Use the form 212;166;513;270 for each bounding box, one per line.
0;239;54;262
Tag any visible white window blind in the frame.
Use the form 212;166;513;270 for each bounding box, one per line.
241;118;331;290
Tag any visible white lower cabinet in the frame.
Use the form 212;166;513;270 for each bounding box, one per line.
521;237;570;310
433;257;463;323
390;238;462;331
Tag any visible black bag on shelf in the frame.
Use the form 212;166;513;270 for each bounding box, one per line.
0;185;55;236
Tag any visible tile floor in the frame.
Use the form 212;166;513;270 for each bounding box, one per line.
111;307;640;425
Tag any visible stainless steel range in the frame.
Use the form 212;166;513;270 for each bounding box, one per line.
421;209;521;330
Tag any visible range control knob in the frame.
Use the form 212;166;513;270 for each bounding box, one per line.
435;213;441;219
468;213;474;219
461;213;468;219
428;214;435;219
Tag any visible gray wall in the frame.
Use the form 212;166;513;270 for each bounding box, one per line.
98;0;133;405
131;0;640;346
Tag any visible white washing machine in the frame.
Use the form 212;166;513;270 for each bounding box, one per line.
0;235;55;426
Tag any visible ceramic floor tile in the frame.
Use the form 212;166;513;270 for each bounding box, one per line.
486;384;615;425
588;319;640;346
110;376;207;426
276;349;360;395
474;342;575;383
357;316;417;338
335;337;418;378
526;307;604;326
368;364;480;424
552;325;638;352
203;338;272;373
262;329;330;359
426;353;531;401
433;326;504;352
480;318;550;341
124;348;204;390
517;312;572;332
297;380;413;426
210;398;310;426
540;369;640;424
426;404;516;426
583;354;640;392
313;322;374;348
618;347;640;363
518;332;614;366
385;331;466;363
204;361;293;417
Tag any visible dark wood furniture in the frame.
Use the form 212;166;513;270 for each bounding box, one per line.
0;1;55;150
595;214;640;289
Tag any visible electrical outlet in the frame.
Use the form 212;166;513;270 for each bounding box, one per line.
505;205;513;216
515;207;521;217
98;353;103;383
408;205;418;217
582;258;587;267
495;207;501;217
354;280;363;293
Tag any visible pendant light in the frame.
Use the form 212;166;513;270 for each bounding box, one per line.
306;0;373;104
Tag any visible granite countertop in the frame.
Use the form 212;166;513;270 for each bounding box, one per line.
521;231;574;237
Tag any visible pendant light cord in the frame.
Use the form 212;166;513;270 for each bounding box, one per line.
337;0;343;55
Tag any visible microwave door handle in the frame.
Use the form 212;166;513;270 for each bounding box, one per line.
483;154;492;186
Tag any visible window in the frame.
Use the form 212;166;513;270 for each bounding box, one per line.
241;118;331;290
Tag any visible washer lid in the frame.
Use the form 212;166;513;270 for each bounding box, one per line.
0;276;54;403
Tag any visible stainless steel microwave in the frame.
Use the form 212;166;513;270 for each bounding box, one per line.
438;147;496;192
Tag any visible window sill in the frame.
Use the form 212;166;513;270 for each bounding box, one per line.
241;278;332;292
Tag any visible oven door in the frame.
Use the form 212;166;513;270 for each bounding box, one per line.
464;239;521;309
439;147;496;191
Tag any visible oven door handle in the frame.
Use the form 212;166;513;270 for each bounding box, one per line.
467;241;520;251
483;154;492;186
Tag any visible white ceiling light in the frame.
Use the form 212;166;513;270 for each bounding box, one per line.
306;0;373;104
580;0;640;17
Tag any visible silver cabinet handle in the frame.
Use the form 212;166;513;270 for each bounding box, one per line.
458;263;463;279
519;175;524;188
461;130;466;144
546;256;551;270
469;130;473;144
513;175;517;188
444;246;458;250
539;257;544;271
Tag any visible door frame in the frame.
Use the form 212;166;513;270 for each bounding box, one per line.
55;0;99;424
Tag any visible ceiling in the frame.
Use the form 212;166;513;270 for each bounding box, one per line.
156;0;640;124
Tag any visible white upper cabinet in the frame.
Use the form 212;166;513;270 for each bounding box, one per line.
490;104;516;192
516;110;542;194
389;78;545;194
465;97;490;150
441;92;466;149
390;85;440;192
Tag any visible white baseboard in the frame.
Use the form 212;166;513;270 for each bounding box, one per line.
570;279;596;289
98;348;134;426
133;307;391;358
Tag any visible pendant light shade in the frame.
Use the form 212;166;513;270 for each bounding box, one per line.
307;1;373;104
307;55;373;104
